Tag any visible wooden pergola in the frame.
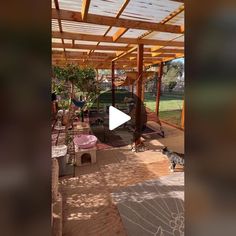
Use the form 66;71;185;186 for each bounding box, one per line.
52;0;184;128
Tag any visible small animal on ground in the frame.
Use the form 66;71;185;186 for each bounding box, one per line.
162;147;184;172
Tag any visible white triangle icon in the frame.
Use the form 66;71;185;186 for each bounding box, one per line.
109;106;131;130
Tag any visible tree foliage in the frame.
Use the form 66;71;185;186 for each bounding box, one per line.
163;60;184;79
52;64;100;103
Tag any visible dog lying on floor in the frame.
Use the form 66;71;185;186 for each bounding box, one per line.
162;147;184;172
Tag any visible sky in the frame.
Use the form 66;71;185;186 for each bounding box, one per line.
172;57;184;63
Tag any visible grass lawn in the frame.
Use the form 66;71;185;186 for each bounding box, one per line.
144;92;183;126
72;90;184;126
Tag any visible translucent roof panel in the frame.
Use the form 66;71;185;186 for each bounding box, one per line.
52;38;62;43
52;0;55;8
65;48;89;53
120;0;182;23
61;20;109;35
93;50;116;54
99;42;128;47
105;27;121;37
52;19;60;31
173;35;184;42
144;32;183;41
89;0;126;17
63;39;72;44
123;29;148;38
164;46;184;49
168;11;184;25
74;40;98;45
58;0;82;12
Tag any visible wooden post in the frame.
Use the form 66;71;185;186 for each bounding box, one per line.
96;68;99;81
141;78;145;101
135;44;143;144
181;99;185;129
156;62;164;116
111;61;115;106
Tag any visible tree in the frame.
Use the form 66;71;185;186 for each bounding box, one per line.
168;81;177;92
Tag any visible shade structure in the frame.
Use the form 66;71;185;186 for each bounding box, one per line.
52;0;184;69
114;71;156;87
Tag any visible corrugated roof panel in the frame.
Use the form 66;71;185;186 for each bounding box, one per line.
173;35;184;42
123;29;147;38
61;20;109;35
105;27;121;37
168;11;184;25
99;42;128;47
120;0;182;23
58;0;82;12
75;40;98;45
64;39;72;44
52;0;55;8
93;50;116;54
52;38;62;43
144;32;183;41
65;48;89;53
164;46;184;49
52;19;60;31
89;0;125;17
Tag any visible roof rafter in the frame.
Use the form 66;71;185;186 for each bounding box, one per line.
81;0;91;21
52;31;184;47
52;42;150;52
52;9;184;34
112;46;137;62
54;0;67;60
112;27;128;42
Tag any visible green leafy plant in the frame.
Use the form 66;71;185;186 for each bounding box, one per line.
52;64;100;110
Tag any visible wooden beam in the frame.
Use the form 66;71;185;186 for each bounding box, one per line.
53;0;68;60
81;0;91;21
161;5;184;24
52;50;115;57
52;9;184;34
116;0;130;18
54;0;59;10
112;46;137;62
151;48;184;54
135;44;144;145
156;62;164;116
152;53;177;58
139;4;184;47
111;61;115;106
93;0;130;53
52;42;138;51
181;99;184;129
111;0;131;43
52;31;184;47
113;27;128;42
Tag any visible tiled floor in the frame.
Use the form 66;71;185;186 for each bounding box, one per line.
59;123;184;236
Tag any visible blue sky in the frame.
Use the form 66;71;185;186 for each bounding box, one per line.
172;57;184;63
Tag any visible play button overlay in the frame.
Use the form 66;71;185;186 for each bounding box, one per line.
109;106;131;130
88;89;147;147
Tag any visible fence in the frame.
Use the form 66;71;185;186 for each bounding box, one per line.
144;75;184;127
